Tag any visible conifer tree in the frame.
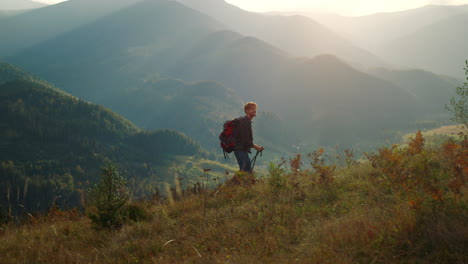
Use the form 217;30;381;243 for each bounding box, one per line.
87;163;129;229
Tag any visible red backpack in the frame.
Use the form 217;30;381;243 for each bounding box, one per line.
219;118;240;158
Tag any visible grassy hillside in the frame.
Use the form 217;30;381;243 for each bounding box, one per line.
0;131;465;263
402;125;465;147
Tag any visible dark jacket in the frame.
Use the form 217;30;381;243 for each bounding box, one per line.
235;116;253;152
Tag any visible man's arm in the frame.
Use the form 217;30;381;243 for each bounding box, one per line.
246;118;264;151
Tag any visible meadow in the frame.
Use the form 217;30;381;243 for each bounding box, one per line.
0;131;465;263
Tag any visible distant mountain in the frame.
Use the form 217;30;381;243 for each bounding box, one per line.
3;1;291;153
176;0;385;68
4;0;246;149
306;5;468;77
6;0;224;99
0;62;219;213
0;9;29;20
161;32;418;144
0;0;143;58
107;79;243;148
308;5;468;51
106;77;292;155
0;0;46;10
6;0;423;148
377;14;468;77
368;68;459;117
0;61;40;83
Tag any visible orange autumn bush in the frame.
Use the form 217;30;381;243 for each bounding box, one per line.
366;130;466;210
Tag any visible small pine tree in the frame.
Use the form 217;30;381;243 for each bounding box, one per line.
446;60;468;131
0;204;7;225
86;163;129;229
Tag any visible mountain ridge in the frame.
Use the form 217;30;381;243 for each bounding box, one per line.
175;0;386;67
0;0;46;10
0;0;144;58
5;0;426;147
0;62;226;213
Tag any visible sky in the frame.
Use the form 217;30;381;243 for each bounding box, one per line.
33;0;468;16
226;0;468;16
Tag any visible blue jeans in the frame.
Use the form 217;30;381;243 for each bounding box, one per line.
234;150;252;173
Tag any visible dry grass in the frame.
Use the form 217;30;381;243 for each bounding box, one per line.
424;125;464;136
403;125;464;144
0;136;466;263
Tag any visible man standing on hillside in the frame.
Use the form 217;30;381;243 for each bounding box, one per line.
234;102;264;173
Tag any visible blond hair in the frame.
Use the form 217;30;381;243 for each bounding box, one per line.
244;102;258;113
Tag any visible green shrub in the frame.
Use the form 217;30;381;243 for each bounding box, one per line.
86;163;129;229
268;161;287;190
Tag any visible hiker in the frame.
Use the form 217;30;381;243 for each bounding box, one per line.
234;102;265;173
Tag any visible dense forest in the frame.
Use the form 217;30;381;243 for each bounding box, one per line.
0;64;220;214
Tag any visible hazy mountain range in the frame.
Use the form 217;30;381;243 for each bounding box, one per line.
297;4;468;77
3;0;442;149
306;5;468;48
0;0;46;11
366;68;459;117
378;13;468;77
0;0;142;58
2;0;460;148
176;0;385;68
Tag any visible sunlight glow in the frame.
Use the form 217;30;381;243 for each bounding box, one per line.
31;0;468;16
33;0;64;4
225;0;468;16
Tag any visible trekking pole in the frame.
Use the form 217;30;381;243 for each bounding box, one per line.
250;149;263;171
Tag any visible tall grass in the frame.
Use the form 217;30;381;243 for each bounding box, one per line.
0;132;466;263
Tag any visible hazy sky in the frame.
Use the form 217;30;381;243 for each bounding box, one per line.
33;0;468;16
226;0;468;15
34;0;65;4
